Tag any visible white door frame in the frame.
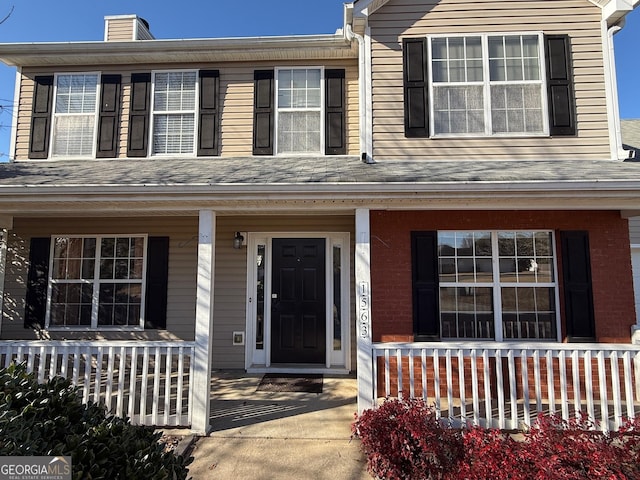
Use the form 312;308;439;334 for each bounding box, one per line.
244;232;351;373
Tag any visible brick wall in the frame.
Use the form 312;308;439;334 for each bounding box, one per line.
369;210;635;343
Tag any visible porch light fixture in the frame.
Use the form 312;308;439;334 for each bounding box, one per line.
233;231;245;249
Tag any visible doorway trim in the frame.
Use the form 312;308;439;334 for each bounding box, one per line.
244;232;351;373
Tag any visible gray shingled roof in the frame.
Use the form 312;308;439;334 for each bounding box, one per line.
622;119;640;157
1;156;640;188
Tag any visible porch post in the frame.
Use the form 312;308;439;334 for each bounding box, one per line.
192;210;216;435
0;217;12;337
355;208;374;414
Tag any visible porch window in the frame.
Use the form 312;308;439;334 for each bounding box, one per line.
430;34;545;136
433;231;557;340
51;73;99;157
276;68;323;154
46;235;146;329
151;71;197;155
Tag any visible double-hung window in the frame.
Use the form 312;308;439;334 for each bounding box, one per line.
151;71;197;155
276;68;323;154
46;235;146;329
430;33;546;136
436;231;558;341
51;73;99;157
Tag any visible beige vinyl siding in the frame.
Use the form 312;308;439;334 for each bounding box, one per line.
2;216;198;341
369;0;610;161
105;18;135;42
630;217;640;245
1;214;356;371
15;59;359;160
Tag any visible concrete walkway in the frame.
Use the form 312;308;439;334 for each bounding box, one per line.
187;372;372;479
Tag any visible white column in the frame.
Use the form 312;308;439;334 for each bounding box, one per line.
191;210;216;434
0;228;7;336
355;209;374;414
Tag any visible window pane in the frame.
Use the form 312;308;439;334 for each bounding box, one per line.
256;245;266;350
433;86;485;134
277;111;321;154
333;245;342;351
153;114;195;154
52;115;95;156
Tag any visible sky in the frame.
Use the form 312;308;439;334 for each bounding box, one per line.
0;0;638;159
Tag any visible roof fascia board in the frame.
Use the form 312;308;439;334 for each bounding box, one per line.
353;0;637;24
0;34;354;67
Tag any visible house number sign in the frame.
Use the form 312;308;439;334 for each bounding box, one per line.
359;281;370;339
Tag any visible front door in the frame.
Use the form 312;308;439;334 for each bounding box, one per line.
271;238;326;364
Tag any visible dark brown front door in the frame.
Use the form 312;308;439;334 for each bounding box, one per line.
271;238;326;364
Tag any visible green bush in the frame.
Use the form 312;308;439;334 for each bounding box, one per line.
0;362;192;479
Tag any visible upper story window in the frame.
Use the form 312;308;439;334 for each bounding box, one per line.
276;68;323;154
253;68;346;156
402;34;575;139
151;71;197;155
430;34;546;136
51;73;99;157
46;235;146;329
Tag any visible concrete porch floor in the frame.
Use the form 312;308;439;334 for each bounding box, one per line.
187;370;372;479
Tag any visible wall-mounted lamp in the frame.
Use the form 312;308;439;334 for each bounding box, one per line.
233;231;246;249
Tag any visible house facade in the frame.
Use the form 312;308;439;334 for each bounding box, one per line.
0;2;639;434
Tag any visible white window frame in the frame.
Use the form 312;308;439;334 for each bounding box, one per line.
274;66;325;155
437;230;561;342
428;32;549;138
149;69;199;156
45;234;148;331
50;72;100;158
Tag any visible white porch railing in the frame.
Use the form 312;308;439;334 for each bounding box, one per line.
0;341;195;428
370;342;640;432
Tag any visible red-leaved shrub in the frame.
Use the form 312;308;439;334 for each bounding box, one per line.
352;398;640;480
351;398;463;479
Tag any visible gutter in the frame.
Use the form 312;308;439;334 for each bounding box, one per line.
602;19;629;160
0;34;356;66
345;5;374;164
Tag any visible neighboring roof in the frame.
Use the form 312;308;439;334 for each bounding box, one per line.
1;157;640;215
622;119;640;157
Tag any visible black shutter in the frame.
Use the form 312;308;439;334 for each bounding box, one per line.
403;38;429;138
144;236;169;329
560;231;595;341
412;232;440;339
127;73;151;157
96;74;122;158
197;70;220;156
24;237;51;329
28;76;54;159
545;35;576;136
325;69;346;155
253;70;274;155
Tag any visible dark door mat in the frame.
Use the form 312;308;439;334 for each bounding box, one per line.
257;374;323;393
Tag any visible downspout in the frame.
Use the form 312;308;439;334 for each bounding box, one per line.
602;18;629;160
345;22;374;164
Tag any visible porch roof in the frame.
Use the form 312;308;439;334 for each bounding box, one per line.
1;156;640;215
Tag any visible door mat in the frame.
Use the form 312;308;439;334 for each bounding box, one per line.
257;374;323;393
